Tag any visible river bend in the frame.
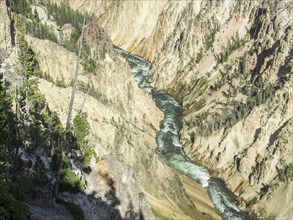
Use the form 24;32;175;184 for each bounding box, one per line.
115;48;249;220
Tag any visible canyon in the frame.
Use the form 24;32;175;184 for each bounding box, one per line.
64;0;292;219
0;0;292;219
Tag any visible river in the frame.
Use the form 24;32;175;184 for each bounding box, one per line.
115;47;249;220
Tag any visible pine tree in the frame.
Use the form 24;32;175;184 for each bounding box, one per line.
0;72;21;176
0;73;10;171
73;113;90;148
0;67;29;219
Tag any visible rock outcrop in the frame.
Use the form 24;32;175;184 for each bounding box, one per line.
0;0;13;51
1;0;292;219
61;0;293;219
14;7;220;219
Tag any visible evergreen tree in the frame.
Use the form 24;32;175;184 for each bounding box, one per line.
0;73;10;171
0;177;30;220
0;67;30;220
73;113;90;148
10;0;30;17
0;72;21;176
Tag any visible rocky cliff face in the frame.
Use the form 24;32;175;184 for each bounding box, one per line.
1;0;292;219
0;1;222;219
25;22;194;220
0;0;13;51
61;0;293;219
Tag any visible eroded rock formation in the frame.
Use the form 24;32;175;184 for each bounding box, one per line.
61;0;292;219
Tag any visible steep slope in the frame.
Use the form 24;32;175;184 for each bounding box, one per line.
27;26;220;220
0;0;14;51
61;0;293;219
58;0;167;61
0;1;223;219
1;0;292;219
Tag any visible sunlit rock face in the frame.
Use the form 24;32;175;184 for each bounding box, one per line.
0;1;13;51
61;0;293;218
22;9;219;220
1;0;292;219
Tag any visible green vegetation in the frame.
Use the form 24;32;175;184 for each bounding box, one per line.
0;12;97;216
73;113;90;147
185;48;204;72
12;0;90;59
267;214;277;220
77;80;111;105
0;68;30;219
45;2;87;31
81;59;98;75
214;32;249;65
184;77;208;116
60;166;86;193
0;178;30;220
138;192;145;199
11;0;98;106
81;147;97;168
56;74;67;88
11;0;58;43
278;163;293;183
32;156;48;185
15;17;41;78
204;19;220;50
44;2;90;56
41;71;54;83
10;0;31;18
248;197;258;206
188;75;281;136
24;19;58;43
58;199;85;220
196;47;204;63
188;31;288;137
72;113;96;171
99;47;107;60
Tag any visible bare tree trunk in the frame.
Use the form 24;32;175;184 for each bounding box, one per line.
15;86;19;157
66;17;86;130
54;18;86;199
25;74;29;116
53;149;65;199
77;83;91;114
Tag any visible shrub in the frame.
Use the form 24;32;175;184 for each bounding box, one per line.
81;147;96;168
81;59;97;75
0;178;30;220
58;199;85;220
278;163;293;183
56;75;67;88
11;174;35;196
138;192;145;199
33;156;48;185
73;113;90;147
60;167;85;193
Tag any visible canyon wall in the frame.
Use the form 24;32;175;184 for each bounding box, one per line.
0;1;221;219
25;21;211;220
1;0;292;219
62;0;293;219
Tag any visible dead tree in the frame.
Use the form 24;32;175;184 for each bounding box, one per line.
54;17;86;199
